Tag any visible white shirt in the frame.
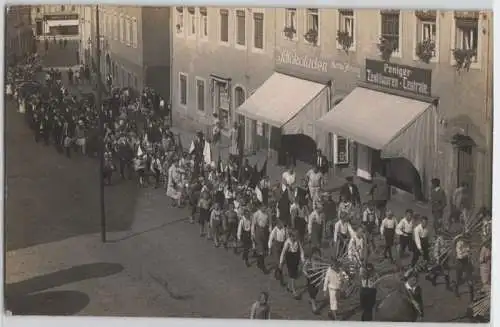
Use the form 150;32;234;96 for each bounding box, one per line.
323;267;342;291
396;218;414;236
380;217;397;235
348;235;364;262
413;224;429;251
362;208;378;225
282;171;296;187
334;220;354;243
308;210;324;235
306;169;322;188
268;226;287;249
237;218;251;240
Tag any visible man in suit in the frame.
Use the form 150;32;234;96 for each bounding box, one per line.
430;178;447;231
339;176;361;206
315;149;329;175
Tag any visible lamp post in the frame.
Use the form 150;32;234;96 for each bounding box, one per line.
95;5;106;243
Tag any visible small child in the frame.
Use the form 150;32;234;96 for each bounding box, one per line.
379;210;397;262
210;203;223;247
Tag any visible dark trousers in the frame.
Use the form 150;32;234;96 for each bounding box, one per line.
399;234;412;258
119;159;132;179
411;237;430;266
360;287;377;321
383;228;395;260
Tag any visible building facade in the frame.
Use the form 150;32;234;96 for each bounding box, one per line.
87;6;171;99
31;5;79;38
172;8;493;208
5;5;34;61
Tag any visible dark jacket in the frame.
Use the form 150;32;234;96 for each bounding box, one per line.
430;187;446;212
315;154;329;174
339;182;361;205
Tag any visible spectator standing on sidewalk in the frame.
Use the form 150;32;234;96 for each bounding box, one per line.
249;292;271;319
430;178;447;231
369;172;389;218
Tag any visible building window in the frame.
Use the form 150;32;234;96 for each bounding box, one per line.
284;8;297;40
61;5;65;11
199;7;208;39
175;7;184;34
219;9;229;43
305;8;319;45
125;18;131;45
454;12;479;62
121;16;126;42
36;7;40;13
196;78;206;111
179;73;188;106
337;9;355;50
381;10;401;53
132;18;138;48
235;10;246;46
187;7;196;36
106;15;112;38
415;11;437;59
71;5;75;11
253;12;264;50
113;15;118;40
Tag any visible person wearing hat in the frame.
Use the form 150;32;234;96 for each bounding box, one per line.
323;259;342;320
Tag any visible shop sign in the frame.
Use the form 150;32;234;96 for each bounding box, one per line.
219;86;230;110
365;59;432;97
275;48;362;77
44;14;79;21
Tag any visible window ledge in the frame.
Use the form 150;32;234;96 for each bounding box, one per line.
450;59;481;70
199;36;209;42
251;47;265;54
412;53;439;63
187;34;197;40
175;31;185;38
235;43;247;50
336;42;356;52
218;40;230;47
391;50;402;58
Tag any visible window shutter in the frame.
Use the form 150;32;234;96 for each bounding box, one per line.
220;9;229;42
236;10;245;45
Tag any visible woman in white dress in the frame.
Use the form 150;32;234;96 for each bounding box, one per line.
166;160;183;206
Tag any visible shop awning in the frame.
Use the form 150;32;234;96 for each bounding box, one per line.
236;72;327;128
315;87;432;149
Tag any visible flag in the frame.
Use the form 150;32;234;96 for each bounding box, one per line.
137;145;143;157
203;141;211;165
260;159;268;178
189;140;195;154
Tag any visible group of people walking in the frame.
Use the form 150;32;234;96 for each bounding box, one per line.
6;55;491;322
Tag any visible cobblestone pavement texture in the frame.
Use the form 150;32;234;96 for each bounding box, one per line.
4;70;474;321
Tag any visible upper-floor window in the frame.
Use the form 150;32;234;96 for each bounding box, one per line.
196;78;206;112
219;9;229;43
60;5;65;11
337;9;355;50
120;15;126;42
253;12;264;50
71;5;75;11
380;10;401;54
235;10;246;46
284;8;297;40
454;11;479;62
131;18;138;48
179;73;188;106
415;10;437;59
187;7;196;36
199;7;208;39
125;18;131;46
305;8;319;45
175;7;184;34
36;7;40;13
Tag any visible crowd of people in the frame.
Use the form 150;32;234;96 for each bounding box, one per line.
6;55;491;322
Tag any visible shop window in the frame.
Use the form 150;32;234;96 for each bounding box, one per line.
415;10;437;59
175;7;184;34
380;10;401;54
284;8;297;40
219;9;229;43
199;7;208;39
179;73;188;106
454;12;479;62
196;78;206;111
337;9;355;50
253;12;264;50
235;10;246;47
187;7;196;37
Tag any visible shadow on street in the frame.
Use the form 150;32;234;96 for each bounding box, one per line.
5;262;124;315
5;97;141;251
7;290;90;315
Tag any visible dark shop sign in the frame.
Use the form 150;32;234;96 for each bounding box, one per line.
365;59;432;97
44;14;79;21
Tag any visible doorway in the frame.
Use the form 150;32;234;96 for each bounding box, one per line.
234;86;246;147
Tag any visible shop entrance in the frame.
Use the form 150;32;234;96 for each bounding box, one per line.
280;134;317;166
383;157;424;201
453;134;476;199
